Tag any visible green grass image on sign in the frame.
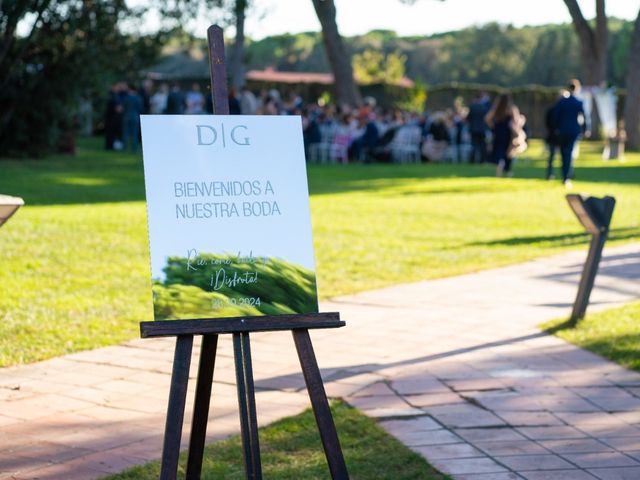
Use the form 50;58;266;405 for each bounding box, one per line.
153;253;318;320
140;115;319;321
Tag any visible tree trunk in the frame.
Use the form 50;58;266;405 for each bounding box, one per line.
563;0;608;138
624;9;640;150
311;0;361;107
229;0;246;91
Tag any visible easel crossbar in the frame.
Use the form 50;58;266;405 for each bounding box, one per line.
141;312;343;338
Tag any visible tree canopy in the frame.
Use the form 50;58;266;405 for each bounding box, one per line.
0;1;167;156
239;19;635;88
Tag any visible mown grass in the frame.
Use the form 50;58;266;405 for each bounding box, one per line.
106;401;448;480
0;138;638;365
542;301;640;371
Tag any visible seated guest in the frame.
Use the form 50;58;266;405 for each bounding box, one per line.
349;110;379;162
422;112;451;162
303;109;322;155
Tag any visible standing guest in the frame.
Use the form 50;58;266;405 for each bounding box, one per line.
150;83;169;114
77;97;93;137
186;83;205;114
544;91;564;180
302;108;322;157
259;96;278;115
551;79;588;188
485;94;525;177
104;83;124;150
268;88;282;112
228;87;241;115
138;79;153;115
422;112;451;162
452;99;468;162
122;84;143;152
239;85;258;115
467;92;491;163
284;91;303;114
166;84;185;114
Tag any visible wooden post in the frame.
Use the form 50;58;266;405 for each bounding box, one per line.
207;25;230;116
566;195;616;325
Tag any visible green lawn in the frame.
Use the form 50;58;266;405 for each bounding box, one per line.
106;401;447;480
543;301;640;371
0;138;639;365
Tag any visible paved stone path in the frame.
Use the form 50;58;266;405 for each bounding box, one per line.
1;244;639;480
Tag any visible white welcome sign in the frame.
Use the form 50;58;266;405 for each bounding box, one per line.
141;115;319;321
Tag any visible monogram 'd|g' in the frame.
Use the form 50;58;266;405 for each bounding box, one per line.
196;124;250;147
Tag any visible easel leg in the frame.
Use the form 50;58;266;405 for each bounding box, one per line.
292;329;349;480
186;334;218;479
160;335;194;480
233;332;263;479
241;332;262;479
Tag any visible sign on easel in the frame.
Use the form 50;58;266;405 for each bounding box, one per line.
141;115;319;320
138;25;347;480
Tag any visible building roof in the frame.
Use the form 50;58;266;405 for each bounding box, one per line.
146;52;414;89
246;67;414;88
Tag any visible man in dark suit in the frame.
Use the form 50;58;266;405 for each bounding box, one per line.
552;79;588;188
166;84;185;114
467;92;491;163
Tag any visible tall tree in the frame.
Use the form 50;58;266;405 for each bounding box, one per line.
229;0;247;90
624;9;640;149
311;0;362;106
563;0;608;137
563;0;608;85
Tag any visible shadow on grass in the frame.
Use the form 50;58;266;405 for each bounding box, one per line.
1;137;639;206
543;318;576;334
0;142;146;206
542;322;640;372
571;163;640;185
467;227;640;248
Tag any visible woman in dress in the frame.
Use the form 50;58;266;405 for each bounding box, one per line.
485;94;526;177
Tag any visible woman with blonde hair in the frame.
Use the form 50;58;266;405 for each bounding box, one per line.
485;94;527;177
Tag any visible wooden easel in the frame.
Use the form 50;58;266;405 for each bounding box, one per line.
139;25;349;480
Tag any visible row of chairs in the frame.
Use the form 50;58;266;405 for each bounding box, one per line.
307;125;351;164
307;124;425;164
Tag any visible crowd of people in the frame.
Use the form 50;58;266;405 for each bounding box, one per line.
300;91;531;178
103;80;293;152
104;79;590;186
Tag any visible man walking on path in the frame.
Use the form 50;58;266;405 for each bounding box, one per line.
551;79;589;188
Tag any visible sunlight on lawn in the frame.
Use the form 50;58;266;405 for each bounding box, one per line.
0;138;638;365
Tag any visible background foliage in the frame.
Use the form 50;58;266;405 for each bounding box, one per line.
240;19;634;87
0;1;168;156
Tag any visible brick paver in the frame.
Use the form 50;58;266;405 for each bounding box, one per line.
0;244;638;479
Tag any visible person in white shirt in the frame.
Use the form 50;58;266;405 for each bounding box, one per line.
150;83;169;114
